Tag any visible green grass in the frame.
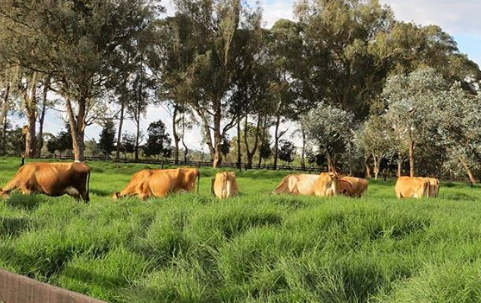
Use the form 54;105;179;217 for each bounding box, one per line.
1;157;481;303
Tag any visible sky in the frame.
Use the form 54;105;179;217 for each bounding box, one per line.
27;0;481;152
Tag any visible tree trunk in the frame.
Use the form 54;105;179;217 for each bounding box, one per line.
65;96;86;162
408;132;414;177
24;72;38;158
397;151;402;177
458;155;476;186
172;105;180;165
364;154;372;178
36;77;50;157
115;95;126;161
134;114;141;162
236;115;242;169
273;114;281;170
300;127;306;171
0;81;11;156
181;114;189;164
373;155;380;180
326;152;336;173
245;115;261;170
212;106;223;168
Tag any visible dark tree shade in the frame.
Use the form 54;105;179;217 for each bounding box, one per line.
220;136;231;157
121;133;136;154
259;141;272;161
278;140;295;164
144;120;171;158
98;119;116;156
47;124;72;154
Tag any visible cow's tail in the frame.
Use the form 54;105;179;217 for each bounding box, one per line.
197;170;200;194
85;171;91;203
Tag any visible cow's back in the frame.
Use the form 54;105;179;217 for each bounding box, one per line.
395;177;428;198
273;174;318;195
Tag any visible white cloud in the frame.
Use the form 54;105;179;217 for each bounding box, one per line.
379;0;481;38
261;0;294;28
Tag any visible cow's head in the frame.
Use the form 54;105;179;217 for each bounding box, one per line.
112;192;121;200
326;172;339;196
0;188;9;200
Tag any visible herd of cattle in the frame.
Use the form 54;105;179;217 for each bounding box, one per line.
0;162;440;202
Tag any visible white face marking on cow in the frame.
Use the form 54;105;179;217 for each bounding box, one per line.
64;186;80;196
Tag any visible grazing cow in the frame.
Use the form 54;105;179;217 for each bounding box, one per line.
0;162;91;202
212;171;239;199
395;176;429;199
272;174;320;195
113;167;199;200
337;176;369;197
426;177;440;197
314;172;339;197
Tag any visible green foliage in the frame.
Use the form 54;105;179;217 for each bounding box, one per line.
98;119;116;156
143;119;171;158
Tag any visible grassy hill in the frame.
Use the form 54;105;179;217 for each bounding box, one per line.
1;157;480;303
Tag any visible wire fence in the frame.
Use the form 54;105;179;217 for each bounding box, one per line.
6;154;323;174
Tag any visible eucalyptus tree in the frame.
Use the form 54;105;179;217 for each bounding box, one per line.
267;19;307;169
154;14;197;165
302;102;354;173
383;68;449;177
0;0;162;161
295;0;395;118
424;83;481;186
354;115;393;179
230;27;272;169
172;0;262;168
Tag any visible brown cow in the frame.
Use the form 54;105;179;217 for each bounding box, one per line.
314;172;339;197
395;176;429;199
0;162;91;202
211;171;239;199
272;174;320;195
113;167;199;200
426;177;440;197
337;176;368;197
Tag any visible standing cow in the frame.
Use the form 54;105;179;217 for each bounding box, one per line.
212;171;239;199
0;162;91;202
113;167;200;200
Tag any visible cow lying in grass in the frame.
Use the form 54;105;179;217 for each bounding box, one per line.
337;176;369;197
273;172;339;197
0;162;91;202
395;176;430;198
212;171;239;199
112;167;200;200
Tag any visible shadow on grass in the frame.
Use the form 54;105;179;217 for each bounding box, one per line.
0;216;32;237
90;188;113;198
4;194;47;211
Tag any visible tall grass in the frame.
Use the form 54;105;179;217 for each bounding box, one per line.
0;157;481;302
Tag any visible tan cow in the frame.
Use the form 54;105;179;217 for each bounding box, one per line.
272;174;320;195
0;162;91;202
426;177;440;197
113;167;199;200
337;176;369;197
395;176;430;199
313;172;339;197
211;171;239;199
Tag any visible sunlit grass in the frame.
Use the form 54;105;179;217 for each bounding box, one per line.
0;157;480;303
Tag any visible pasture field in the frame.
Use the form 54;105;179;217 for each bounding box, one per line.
1;157;481;303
